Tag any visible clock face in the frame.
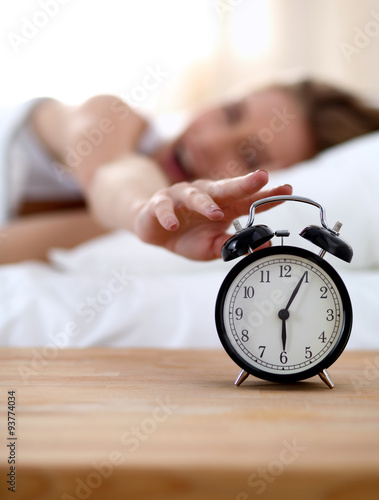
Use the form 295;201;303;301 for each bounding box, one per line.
216;246;352;383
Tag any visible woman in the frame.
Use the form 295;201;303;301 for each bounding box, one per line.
1;79;379;263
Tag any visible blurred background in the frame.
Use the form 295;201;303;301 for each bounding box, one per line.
1;0;379;113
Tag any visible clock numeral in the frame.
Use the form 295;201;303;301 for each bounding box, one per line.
260;271;270;283
241;330;249;342
318;331;327;343
243;286;255;298
303;271;309;283
279;265;291;278
280;351;288;364
305;346;312;359
326;309;334;321
258;345;266;358
320;286;328;299
235;308;243;320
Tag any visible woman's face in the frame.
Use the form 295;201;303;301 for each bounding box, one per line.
156;87;316;183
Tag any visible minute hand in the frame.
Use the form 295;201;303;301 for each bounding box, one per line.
285;272;307;311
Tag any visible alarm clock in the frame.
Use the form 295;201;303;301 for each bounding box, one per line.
215;195;353;389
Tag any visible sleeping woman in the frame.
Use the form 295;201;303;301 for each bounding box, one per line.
1;79;379;264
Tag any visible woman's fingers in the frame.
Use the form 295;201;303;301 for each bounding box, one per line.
149;184;225;231
229;183;293;219
177;185;224;219
149;171;289;232
149;193;179;230
208;170;269;204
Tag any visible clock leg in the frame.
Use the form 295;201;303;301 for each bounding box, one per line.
235;369;250;386
318;369;335;389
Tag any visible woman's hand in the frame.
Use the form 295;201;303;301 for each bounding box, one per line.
134;170;292;260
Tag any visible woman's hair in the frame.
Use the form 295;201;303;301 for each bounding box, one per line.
281;79;379;153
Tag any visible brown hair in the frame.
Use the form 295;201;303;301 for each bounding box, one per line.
282;79;379;153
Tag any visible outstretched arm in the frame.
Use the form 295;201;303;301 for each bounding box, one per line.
88;154;292;260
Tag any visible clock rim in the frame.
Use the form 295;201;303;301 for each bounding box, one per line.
215;245;353;384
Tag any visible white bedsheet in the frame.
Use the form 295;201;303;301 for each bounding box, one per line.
0;230;378;349
0;130;378;350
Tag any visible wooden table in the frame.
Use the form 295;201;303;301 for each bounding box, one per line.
0;348;378;500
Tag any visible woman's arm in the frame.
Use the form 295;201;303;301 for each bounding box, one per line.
0;209;107;264
88;155;292;260
30;95;293;261
30;94;148;187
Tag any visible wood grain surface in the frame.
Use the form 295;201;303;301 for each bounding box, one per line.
0;348;378;500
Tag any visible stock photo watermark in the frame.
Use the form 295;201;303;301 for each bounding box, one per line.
208;105;297;181
7;0;72;54
54;115;118;175
236;438;307;498
339;9;379;63
213;0;245;19
349;353;379;395
52;63;169;179
61;396;179;500
237;106;297;167
246;289;286;328
18;267;133;384
5;390;17;493
119;64;169;109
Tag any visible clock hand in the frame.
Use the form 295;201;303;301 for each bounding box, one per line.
278;308;289;349
278;272;307;351
284;272;307;311
281;319;287;351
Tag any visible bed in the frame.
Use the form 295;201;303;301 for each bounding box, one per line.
0;120;378;350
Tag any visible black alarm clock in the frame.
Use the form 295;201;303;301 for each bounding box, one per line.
215;195;353;389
